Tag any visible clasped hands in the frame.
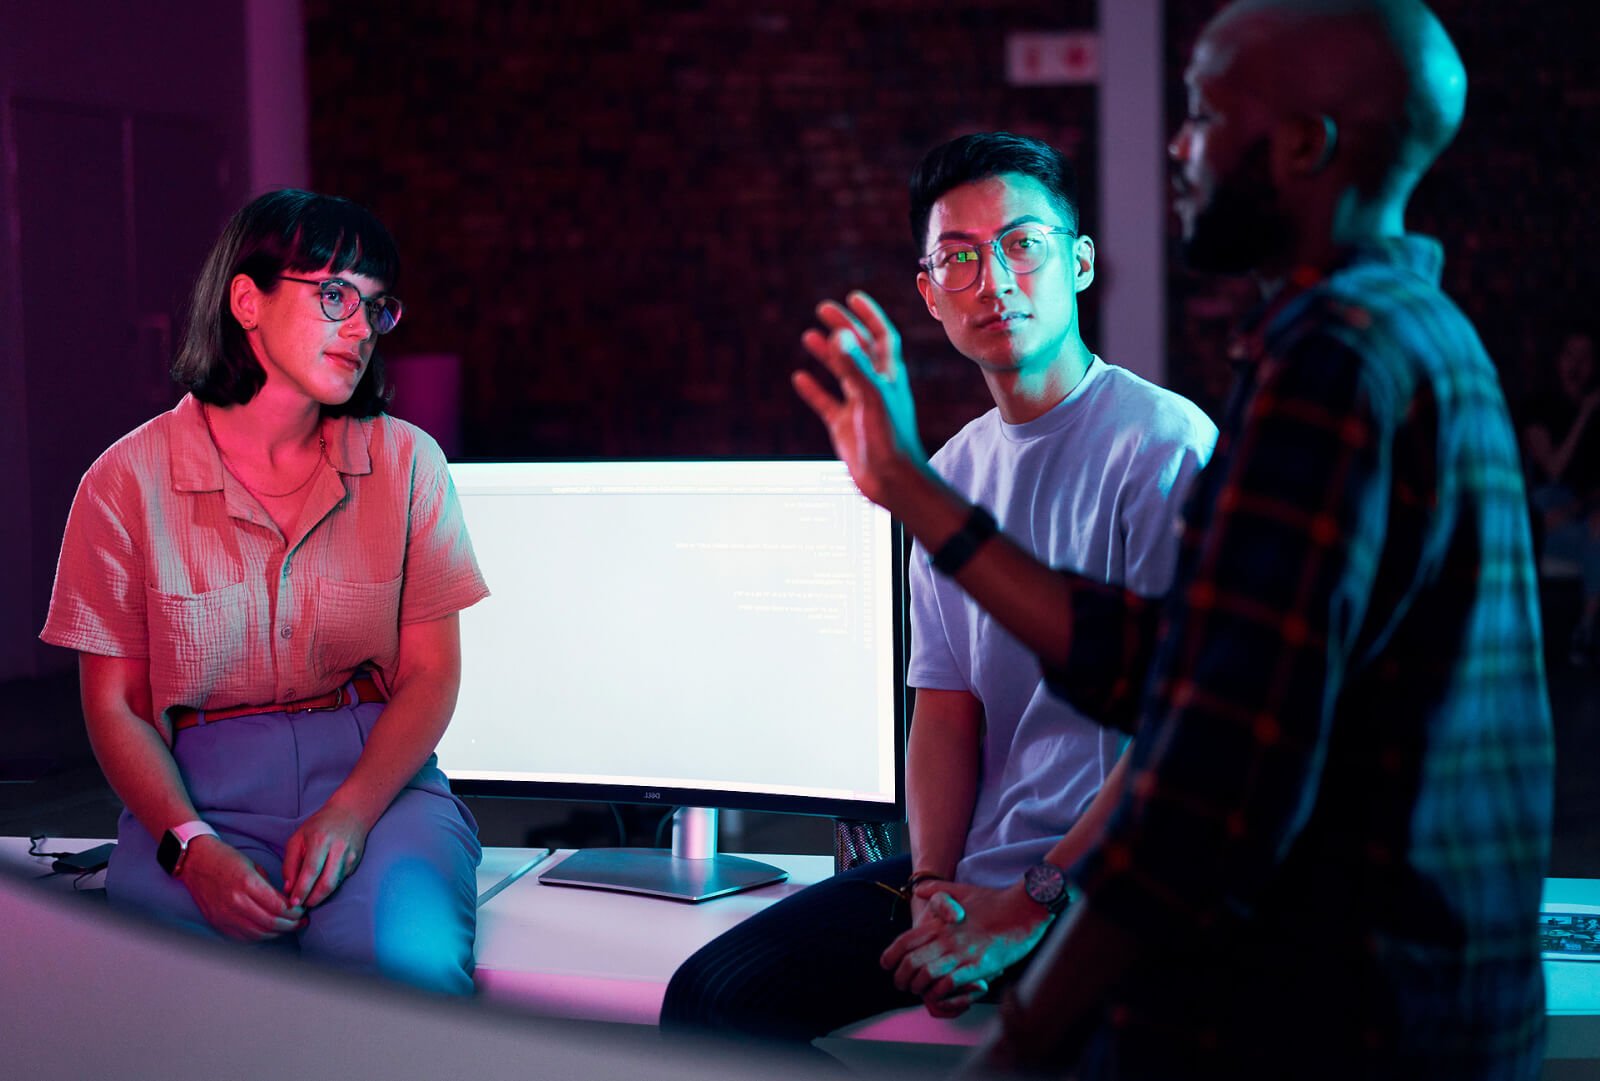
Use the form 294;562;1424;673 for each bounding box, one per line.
880;878;1056;1019
180;800;369;943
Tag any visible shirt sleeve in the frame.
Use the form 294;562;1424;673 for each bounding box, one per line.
1121;417;1217;597
1041;575;1160;733
905;538;970;691
397;433;490;625
1041;402;1216;730
39;455;149;658
1074;330;1395;942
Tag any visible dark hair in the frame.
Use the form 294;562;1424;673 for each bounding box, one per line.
908;132;1081;254
172;188;400;417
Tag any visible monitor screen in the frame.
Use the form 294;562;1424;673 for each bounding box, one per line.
438;460;906;824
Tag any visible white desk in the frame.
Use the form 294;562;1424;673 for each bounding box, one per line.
473;848;830;1023
11;839;1596;1058
0;837;980;1052
471;847;991;1051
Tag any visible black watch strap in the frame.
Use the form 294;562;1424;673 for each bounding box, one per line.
930;504;998;576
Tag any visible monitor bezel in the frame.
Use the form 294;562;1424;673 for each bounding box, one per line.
441;456;910;825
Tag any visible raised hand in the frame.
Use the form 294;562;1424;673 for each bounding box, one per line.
795;291;932;509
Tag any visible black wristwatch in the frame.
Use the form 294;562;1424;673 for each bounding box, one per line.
1022;860;1073;915
156;820;218;878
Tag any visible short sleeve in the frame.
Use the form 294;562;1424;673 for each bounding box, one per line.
40;457;149;658
905;538;969;691
398;433;489;624
1120;420;1215;597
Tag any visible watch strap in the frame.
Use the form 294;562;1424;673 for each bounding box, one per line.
171;819;218;847
159;819;218;877
929;504;999;576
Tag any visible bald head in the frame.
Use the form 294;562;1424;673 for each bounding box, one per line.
1198;0;1465;197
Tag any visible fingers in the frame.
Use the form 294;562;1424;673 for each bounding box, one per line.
800;322;874;391
925;980;987;1019
302;845;358;909
897;940;962;995
227;866;304;941
921;970;987;1006
881;920;944;971
791;369;842;426
814;299;872;358
287;841;328;909
844;291;902;372
281;833;306;903
815;293;902;378
926;890;967;924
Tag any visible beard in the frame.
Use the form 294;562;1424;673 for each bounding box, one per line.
1180;138;1295;274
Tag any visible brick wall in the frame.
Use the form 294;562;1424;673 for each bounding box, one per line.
1162;0;1599;418
307;0;1097;458
309;2;1594;444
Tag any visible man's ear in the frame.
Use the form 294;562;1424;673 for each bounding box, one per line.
230;273;262;331
1276;112;1338;177
1072;235;1096;293
916;272;944;323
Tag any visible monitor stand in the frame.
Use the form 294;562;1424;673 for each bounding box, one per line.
537;807;788;903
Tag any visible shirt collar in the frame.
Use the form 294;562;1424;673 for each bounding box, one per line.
1226;234;1445;368
322;411;371;476
168;393;372;492
169;395;225;493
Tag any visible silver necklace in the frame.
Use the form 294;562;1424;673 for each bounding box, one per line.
203;404;327;499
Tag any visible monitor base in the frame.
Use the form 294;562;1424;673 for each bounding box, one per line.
538;847;788;903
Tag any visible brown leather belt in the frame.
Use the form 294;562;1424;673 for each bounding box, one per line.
171;673;387;732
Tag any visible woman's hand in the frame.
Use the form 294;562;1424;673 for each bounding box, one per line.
283;801;371;909
179;835;306;941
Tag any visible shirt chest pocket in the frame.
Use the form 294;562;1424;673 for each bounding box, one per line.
145;581;252;686
313;575;402;679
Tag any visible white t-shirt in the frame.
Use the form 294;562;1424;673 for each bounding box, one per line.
907;357;1216;887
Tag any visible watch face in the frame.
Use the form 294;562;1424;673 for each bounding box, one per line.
156;830;183;876
1025;862;1066;908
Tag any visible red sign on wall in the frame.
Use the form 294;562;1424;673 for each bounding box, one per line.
1005;31;1101;86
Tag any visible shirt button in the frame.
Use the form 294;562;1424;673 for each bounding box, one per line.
282;562;291;576
280;626;293;639
285;688;296;699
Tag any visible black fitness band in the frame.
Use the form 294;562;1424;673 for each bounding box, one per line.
929;504;998;576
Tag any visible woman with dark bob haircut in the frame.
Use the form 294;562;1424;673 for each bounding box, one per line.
42;189;488;994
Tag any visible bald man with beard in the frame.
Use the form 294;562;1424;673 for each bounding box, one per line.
791;1;1553;1077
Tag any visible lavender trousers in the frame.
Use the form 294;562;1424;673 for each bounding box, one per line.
105;693;481;995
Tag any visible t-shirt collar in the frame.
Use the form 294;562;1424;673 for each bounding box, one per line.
1000;355;1104;443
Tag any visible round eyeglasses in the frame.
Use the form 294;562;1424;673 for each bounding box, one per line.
278;275;404;334
918;224;1076;293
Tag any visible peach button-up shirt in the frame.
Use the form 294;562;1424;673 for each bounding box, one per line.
42;394;489;732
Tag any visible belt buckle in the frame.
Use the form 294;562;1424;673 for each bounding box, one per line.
299;685;350;714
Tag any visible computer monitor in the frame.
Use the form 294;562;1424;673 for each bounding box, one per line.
438;459;907;901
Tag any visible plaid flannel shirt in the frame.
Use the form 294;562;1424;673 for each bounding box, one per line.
1047;237;1553;1079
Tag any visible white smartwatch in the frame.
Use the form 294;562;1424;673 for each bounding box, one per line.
156;819;218;878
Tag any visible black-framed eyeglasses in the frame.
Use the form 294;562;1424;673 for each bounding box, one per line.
918;224;1077;293
278;276;404;334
